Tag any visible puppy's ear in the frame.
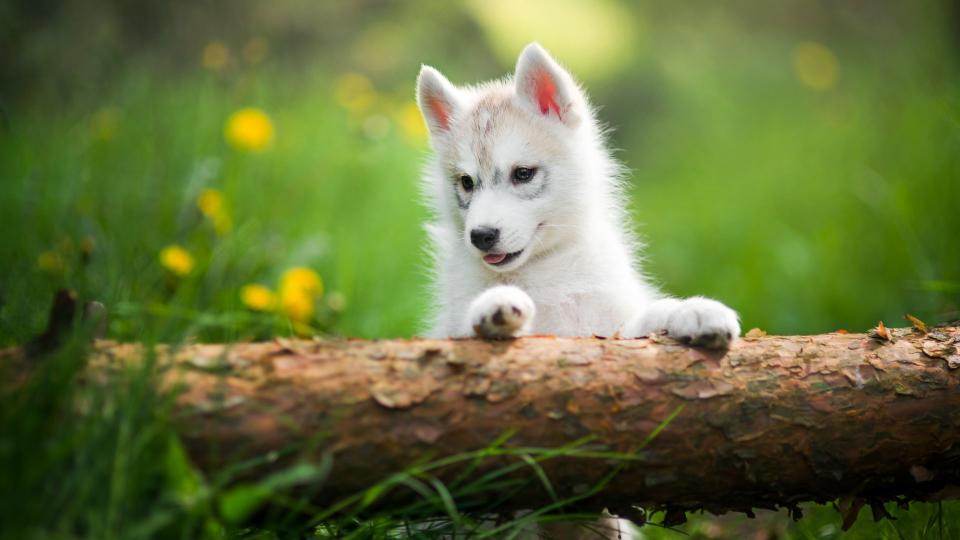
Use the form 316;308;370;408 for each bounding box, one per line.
514;43;582;128
417;65;461;137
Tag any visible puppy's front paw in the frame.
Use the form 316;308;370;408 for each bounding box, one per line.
467;286;535;339
666;297;740;349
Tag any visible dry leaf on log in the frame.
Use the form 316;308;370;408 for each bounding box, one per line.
870;321;895;343
904;313;928;335
744;328;767;339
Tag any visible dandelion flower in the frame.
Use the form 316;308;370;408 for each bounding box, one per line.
279;267;323;323
160;245;195;276
37;251;64;273
792;42;839;91
398;101;427;144
196;189;224;217
202;41;230;72
280;267;323;297
80;236;96;264
281;289;315;324
240;284;277;311
225;108;274;152
242;38;269;65
334;73;376;114
196;188;233;235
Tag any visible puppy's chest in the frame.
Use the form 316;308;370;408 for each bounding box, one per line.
531;303;581;336
527;294;624;337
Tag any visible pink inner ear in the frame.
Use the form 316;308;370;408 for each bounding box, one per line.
533;70;562;120
428;96;451;129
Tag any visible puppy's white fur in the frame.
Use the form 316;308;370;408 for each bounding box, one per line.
418;43;739;347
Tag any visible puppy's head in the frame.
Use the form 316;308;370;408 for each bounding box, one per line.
417;43;592;273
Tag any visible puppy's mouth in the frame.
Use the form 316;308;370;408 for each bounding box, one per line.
482;250;523;267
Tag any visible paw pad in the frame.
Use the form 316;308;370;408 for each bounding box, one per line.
467;286;535;339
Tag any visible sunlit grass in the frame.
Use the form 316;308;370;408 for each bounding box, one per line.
0;68;429;344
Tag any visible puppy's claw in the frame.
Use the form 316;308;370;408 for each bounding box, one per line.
666;298;740;349
686;331;734;349
467;286;535;340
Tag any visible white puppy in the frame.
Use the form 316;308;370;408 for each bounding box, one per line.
418;43;739;347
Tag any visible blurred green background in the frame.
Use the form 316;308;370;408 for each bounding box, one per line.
1;0;958;344
1;1;960;538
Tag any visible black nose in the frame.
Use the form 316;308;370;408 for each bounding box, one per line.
470;227;500;251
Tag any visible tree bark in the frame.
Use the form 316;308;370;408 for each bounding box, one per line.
44;325;960;516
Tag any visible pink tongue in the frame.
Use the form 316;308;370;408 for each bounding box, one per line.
483;253;507;264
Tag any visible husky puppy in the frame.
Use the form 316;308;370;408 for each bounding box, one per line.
417;43;739;347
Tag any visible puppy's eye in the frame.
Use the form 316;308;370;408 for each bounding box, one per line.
459;174;474;192
511;167;536;184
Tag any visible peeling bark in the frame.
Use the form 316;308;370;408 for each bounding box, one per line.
22;325;960;515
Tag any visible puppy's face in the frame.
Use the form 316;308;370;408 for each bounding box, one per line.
418;43;587;273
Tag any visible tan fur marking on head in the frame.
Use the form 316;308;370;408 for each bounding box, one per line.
470;94;511;178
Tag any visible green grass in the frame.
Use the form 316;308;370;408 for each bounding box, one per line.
0;68;430;344
2;42;958;345
1;3;959;537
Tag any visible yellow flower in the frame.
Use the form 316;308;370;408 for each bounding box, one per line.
225;108;274;152
79;236;96;265
281;289;315;324
280;267;323;297
196;188;233;235
242;38;269;65
160;245;195;276
279;267;323;323
397;101;427;145
792;42;839;91
202;41;230;72
196;189;223;217
240;284;277;311
37;251;64;273
334;73;377;114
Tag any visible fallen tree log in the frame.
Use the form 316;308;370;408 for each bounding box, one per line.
37;324;960;517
